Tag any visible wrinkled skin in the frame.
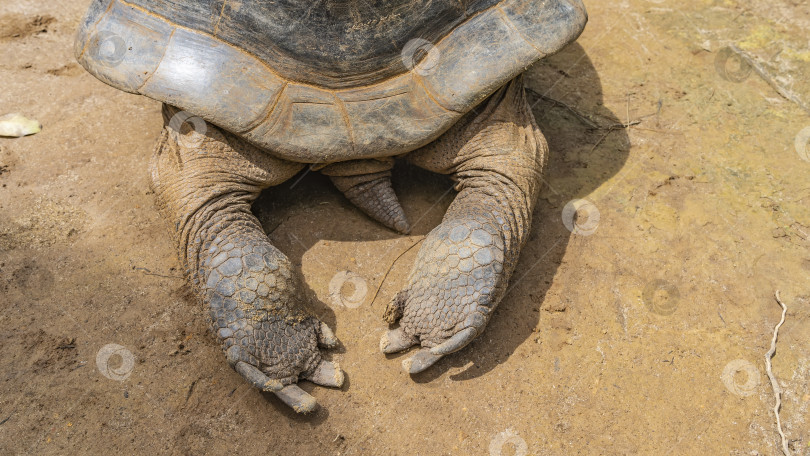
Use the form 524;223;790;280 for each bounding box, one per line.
149;76;546;412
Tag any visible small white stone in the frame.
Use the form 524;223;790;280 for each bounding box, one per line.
0;113;41;137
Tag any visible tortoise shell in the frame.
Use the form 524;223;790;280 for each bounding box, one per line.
75;0;587;163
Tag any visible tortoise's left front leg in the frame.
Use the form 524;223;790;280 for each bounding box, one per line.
380;77;547;373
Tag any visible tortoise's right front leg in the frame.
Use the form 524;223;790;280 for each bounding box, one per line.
150;106;343;413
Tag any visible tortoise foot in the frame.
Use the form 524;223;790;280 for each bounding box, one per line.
380;217;506;373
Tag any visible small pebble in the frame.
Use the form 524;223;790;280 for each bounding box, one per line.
0;113;41;137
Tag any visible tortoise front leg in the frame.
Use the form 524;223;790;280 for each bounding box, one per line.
380;77;547;373
150;106;344;412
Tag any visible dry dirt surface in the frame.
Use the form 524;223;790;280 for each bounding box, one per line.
1;0;809;455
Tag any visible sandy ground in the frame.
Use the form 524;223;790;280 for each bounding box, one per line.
1;0;809;454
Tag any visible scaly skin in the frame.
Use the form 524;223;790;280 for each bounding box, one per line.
150;105;343;412
381;76;547;372
149;75;545;410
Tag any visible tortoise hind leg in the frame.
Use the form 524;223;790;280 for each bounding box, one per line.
380;76;547;373
150;105;344;412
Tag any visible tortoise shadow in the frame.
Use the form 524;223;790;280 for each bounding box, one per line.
254;42;631;384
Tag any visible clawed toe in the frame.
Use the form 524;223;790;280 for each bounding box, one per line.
430;327;477;356
379;327;418;354
236;358;343;413
234;361;283;392
396;327;477;374
304;359;345;388
402;348;444;374
317;321;339;348
274;384;318;413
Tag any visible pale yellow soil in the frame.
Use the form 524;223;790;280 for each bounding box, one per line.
1;1;808;455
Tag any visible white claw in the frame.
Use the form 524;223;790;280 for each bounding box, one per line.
380;328;417;354
318;321;339;348
430;327;477;356
305;360;344;388
402;348;443;374
274;384;318;414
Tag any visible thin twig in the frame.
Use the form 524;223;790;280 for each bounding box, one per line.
766;290;790;456
587;118;643;154
588;130;613;154
526;88;600;129
369;237;424;306
526;88;643;133
131;266;183;279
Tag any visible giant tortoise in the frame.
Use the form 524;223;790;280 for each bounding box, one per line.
75;0;587;412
